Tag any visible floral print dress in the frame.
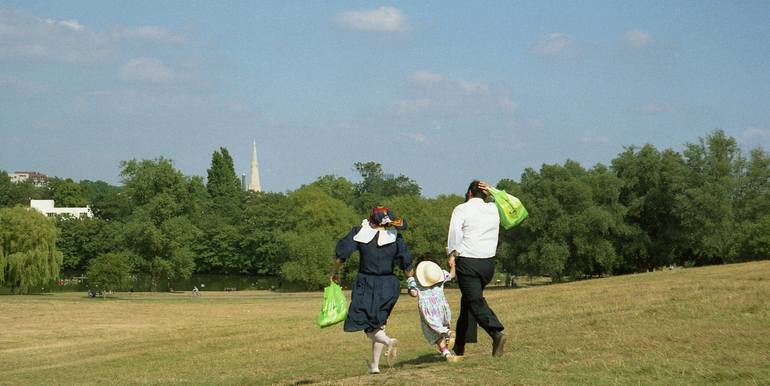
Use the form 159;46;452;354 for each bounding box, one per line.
416;270;452;344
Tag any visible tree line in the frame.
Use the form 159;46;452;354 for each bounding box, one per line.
1;130;768;292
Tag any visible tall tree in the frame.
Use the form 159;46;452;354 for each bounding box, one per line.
676;130;740;264
120;158;202;290
353;161;421;213
0;207;63;293
86;252;133;295
206;147;241;199
236;192;292;275
49;178;87;207
281;186;358;289
612;144;687;271
0;171;11;207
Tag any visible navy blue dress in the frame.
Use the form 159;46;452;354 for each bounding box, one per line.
336;227;413;333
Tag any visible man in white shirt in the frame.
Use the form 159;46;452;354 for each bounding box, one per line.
447;180;506;357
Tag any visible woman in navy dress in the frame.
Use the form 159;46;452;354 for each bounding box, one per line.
330;206;414;374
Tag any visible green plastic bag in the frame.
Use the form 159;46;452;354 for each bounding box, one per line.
316;281;348;328
488;186;528;230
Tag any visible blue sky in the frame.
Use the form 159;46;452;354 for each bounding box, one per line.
1;1;769;196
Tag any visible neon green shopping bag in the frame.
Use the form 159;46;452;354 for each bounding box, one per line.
488;186;528;230
316;281;348;328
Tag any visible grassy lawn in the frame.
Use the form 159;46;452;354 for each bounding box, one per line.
1;261;769;385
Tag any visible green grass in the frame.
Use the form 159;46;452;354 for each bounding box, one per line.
2;261;769;385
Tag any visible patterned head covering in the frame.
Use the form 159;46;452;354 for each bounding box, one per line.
368;206;407;230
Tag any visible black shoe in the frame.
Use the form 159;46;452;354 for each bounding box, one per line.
492;332;506;357
452;345;464;356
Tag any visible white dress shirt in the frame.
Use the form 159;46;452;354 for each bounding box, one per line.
446;197;500;258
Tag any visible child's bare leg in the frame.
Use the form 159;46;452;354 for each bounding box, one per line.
437;338;448;353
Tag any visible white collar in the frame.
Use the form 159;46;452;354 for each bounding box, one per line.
353;219;397;246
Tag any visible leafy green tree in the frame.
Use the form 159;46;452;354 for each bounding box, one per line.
5;180;50;206
0;171;11;207
507;161;627;279
49;178;87;207
676;130;740;265
308;175;357;207
0;207;63;293
206;147;242;198
281;186;358;289
353;162;421;212
120;158;202;290
86;252;133;295
79;180;131;221
384;194;460;266
237;192;292;275
612;145;687;271
56;216;123;271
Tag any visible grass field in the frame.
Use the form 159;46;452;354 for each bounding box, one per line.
1;261;769;385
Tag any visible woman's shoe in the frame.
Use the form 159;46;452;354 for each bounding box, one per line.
366;360;380;374
386;338;398;367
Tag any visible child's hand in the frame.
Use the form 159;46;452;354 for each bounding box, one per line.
409;289;418;298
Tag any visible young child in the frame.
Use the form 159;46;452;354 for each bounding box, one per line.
407;253;458;360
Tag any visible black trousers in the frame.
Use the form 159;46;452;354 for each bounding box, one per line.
453;257;504;352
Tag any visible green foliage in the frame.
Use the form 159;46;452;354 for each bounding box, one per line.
206;147;241;199
307;175;356;207
57;216;123;271
0;178;50;207
0;171;11;207
384;194;460;266
237;192;292;275
280;186;358;289
49;178;88;207
0;207;63;293
4;129;768;290
119;159;202;290
352;161;421;212
86;252;132;293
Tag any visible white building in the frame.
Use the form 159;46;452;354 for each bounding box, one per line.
30;200;93;218
11;171;48;186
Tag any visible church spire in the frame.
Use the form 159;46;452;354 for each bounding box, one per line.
248;141;261;192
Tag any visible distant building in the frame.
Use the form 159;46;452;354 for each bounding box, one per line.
248;141;262;192
30;200;93;218
11;171;48;187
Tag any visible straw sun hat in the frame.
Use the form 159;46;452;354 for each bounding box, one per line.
416;261;444;287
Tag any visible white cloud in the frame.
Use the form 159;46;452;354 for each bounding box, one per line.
0;10;112;63
624;30;653;48
411;70;443;86
410;71;490;95
396;71;518;117
120;58;174;83
743;126;770;139
55;19;85;32
334;6;408;33
0;10;186;64
109;26;186;44
529;33;576;57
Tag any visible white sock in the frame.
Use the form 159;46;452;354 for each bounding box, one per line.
371;341;384;369
442;349;452;357
366;329;392;346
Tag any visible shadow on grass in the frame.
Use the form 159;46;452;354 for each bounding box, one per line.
396;353;446;369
